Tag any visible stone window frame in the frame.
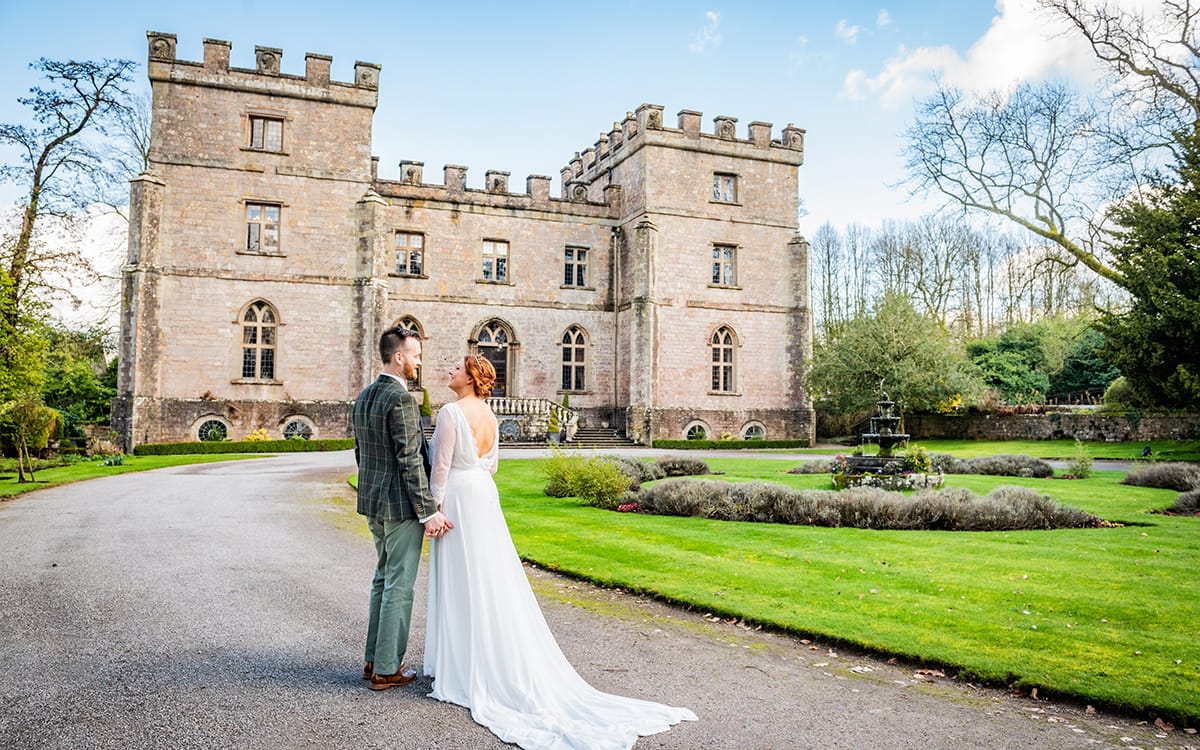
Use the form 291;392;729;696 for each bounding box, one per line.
684;420;710;441
711;172;739;205
194;416;230;442
393;230;427;278
710;243;740;288
562;246;592;289
741;421;766;440
480;239;511;284
559;324;590;393
243;109;289;154
241;200;285;256
281;415;316;440
234;299;282;385
709;325;739;395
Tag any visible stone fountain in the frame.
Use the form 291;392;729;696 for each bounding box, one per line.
832;392;940;490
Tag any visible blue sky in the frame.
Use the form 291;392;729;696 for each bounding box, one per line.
0;0;1103;234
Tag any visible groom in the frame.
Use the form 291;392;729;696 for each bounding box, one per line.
353;326;452;690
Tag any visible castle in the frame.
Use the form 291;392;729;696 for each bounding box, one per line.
113;32;814;449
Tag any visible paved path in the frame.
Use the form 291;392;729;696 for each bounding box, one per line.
0;451;1190;749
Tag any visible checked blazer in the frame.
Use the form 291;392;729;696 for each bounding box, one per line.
352;374;438;522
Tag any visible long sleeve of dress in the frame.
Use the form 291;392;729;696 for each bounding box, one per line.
429;408;457;508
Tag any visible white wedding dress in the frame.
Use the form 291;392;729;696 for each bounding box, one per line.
424;401;696;750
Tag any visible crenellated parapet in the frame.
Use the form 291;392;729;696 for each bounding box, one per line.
374;161;620;218
145;31;379;109
560;104;805;197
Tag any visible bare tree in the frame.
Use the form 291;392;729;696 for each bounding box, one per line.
903;82;1123;285
0;58;136;329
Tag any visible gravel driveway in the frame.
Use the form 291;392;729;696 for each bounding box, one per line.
0;450;1189;749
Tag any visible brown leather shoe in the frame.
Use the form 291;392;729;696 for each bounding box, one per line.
368;665;418;691
362;661;373;680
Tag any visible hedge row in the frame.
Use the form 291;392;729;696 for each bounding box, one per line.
133;438;355;456
650;438;810;450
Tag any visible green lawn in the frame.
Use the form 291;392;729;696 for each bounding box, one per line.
0;454;266;499
494;457;1200;724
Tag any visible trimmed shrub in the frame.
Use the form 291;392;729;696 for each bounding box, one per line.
603;455;665;484
634;478;1101;531
956;454;1054;478
1173;489;1200;514
539;450;635;508
788;459;832;474
928;453;965;474
133;438;355;455
655;456;711;477
1122;463;1200;492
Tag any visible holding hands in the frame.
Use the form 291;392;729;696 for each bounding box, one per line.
424;511;453;538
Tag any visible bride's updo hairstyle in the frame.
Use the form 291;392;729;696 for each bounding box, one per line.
465;354;496;398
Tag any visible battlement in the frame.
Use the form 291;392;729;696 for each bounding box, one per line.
145;32;379;108
374;160;619;218
561;104;805;197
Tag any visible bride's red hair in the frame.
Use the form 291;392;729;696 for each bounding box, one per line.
465;354;496;398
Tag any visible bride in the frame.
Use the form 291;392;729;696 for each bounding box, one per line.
423;353;696;750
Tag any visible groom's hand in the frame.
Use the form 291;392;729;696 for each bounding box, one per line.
423;511;454;537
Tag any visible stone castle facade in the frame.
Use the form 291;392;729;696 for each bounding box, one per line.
113;32;814;449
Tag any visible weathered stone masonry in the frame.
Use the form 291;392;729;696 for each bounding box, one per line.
114;32;814;449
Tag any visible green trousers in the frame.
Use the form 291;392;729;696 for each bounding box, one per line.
364;517;425;675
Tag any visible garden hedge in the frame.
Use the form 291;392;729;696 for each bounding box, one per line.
133;438;355;456
651;438;810;450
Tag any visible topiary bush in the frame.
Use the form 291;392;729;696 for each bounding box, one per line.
1121;463;1200;492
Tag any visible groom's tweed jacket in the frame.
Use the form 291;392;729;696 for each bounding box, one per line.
352;374;437;522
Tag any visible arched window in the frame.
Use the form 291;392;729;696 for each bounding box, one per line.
242;300;277;380
684;420;709;441
282;418;314;440
394;316;424;388
560;325;587;391
476;319;515;397
742;422;766;440
196;418;229;442
710;326;736;392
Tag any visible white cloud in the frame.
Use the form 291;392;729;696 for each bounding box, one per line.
689;11;723;53
835;19;862;44
876;9;892;28
840;0;1102;107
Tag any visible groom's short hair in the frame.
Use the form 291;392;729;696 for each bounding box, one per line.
379;326;421;363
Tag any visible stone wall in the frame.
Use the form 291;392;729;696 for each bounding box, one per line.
905;413;1200;442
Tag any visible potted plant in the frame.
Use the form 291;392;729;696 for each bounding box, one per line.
546;406;561;444
419;388;432;430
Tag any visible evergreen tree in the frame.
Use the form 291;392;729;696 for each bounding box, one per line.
1099;130;1200;409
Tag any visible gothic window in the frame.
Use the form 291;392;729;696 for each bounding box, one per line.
712;245;737;286
563;247;588;287
395;231;424;276
712;172;737;203
249;115;284;152
246;203;281;254
476;319;513;397
241;300;277;380
197;419;228;442
710;326;736;393
482;239;509;282
560;325;587;391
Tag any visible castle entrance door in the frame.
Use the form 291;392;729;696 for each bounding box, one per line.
476;320;513;397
